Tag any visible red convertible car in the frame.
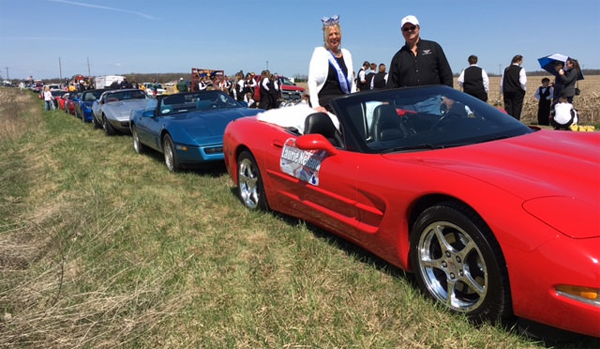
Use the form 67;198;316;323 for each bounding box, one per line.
223;85;600;338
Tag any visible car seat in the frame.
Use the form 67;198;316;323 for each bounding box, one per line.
371;104;408;142
304;112;343;147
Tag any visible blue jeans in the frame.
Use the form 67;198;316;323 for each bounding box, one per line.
45;100;55;111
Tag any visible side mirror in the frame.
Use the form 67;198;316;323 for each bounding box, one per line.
142;110;155;118
296;134;338;155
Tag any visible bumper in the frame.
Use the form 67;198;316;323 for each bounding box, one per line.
175;143;224;165
510;234;600;337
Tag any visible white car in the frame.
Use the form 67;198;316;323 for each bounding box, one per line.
141;82;167;96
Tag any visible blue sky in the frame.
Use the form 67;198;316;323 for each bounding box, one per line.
1;0;599;81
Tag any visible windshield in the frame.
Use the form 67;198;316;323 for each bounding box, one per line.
157;90;243;115
331;86;532;153
105;90;147;102
83;90;105;102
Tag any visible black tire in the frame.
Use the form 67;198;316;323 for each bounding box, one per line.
409;200;511;324
132;125;145;154
92;114;101;129
162;134;180;172
237;150;268;210
103;114;116;136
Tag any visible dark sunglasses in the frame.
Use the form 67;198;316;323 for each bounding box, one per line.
403;25;417;32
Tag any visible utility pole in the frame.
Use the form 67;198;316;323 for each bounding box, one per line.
266;60;269;71
4;67;8;80
59;57;63;82
87;57;91;77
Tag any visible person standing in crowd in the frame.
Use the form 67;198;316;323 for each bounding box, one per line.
43;86;55;111
120;77;130;89
356;61;370;91
259;70;273;110
534;77;553;126
365;62;377;91
555;58;580;104
501;54;527;120
371;63;388;90
308;15;356;112
387;15;453;88
176;78;188;93
271;73;282;108
457;55;489;102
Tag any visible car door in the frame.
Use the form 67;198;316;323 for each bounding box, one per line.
265;134;363;241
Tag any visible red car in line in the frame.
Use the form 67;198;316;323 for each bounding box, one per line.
223;85;600;338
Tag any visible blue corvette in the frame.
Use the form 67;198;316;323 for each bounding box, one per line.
75;89;107;122
130;90;262;171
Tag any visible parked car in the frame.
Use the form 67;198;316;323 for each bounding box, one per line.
141;82;167;96
65;92;80;115
130;90;262;171
222;85;600;338
56;92;69;111
50;90;67;109
75;89;106;122
92;89;149;135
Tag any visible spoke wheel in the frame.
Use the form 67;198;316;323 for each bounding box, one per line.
237;150;268;210
103;115;116;136
163;134;180;172
132;125;145;154
410;201;511;323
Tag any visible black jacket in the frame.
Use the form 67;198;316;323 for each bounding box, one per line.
386;39;453;88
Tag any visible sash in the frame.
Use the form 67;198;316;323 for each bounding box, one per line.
327;51;351;94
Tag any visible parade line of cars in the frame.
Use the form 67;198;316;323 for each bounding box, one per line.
48;85;599;339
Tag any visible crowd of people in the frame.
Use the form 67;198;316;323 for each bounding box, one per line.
306;14;583;131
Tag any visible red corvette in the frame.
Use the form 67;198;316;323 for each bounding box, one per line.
223;86;600;338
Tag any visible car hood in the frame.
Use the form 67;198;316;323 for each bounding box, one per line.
382;130;600;238
104;100;149;119
169;108;260;142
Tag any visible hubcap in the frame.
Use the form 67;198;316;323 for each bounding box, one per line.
164;140;174;171
238;158;259;209
417;221;487;313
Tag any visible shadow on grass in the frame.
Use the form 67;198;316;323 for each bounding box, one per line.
225;185;599;348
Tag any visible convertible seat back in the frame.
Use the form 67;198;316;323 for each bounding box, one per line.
371;104;407;142
304;112;343;147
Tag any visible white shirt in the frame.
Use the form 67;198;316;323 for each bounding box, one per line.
553;102;578;125
457;64;489;93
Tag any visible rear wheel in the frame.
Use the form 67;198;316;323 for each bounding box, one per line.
237;150;268;210
410;201;511;324
163;134;180;172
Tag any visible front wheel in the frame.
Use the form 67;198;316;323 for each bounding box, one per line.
237;150;268;210
103;115;116;136
132;125;145;154
163;134;181;172
410;201;511;324
92;114;101;129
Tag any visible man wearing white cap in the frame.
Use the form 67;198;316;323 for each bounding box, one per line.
386;15;453;88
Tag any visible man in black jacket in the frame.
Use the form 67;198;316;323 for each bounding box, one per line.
386;15;453;89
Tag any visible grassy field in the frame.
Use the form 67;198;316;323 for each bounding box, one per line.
0;87;598;348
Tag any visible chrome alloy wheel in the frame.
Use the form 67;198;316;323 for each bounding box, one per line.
416;221;488;313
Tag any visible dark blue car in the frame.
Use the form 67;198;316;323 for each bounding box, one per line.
130;90;262;171
75;89;106;122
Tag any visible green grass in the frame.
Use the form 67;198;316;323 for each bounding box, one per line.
0;88;597;348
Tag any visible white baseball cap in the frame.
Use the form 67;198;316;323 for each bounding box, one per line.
401;15;419;27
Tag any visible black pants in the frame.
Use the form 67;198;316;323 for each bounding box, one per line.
504;91;525;120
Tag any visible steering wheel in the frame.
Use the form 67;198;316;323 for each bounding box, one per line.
430;108;463;130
